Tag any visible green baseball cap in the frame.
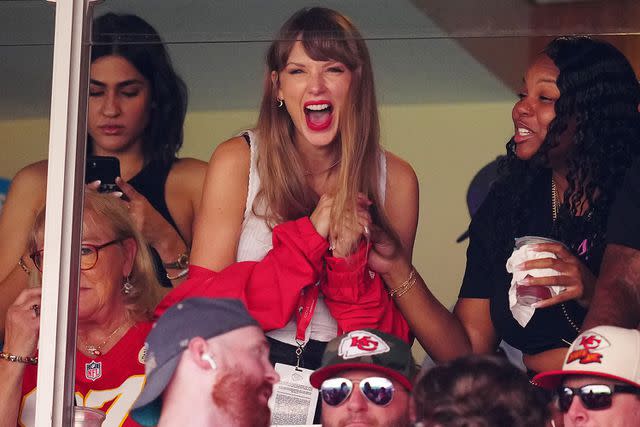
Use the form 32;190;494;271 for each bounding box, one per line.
310;329;417;391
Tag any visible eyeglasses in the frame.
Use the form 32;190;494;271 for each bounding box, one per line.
320;377;395;407
30;239;122;272
557;384;640;412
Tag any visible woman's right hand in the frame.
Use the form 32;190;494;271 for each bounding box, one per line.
3;288;41;357
309;194;333;239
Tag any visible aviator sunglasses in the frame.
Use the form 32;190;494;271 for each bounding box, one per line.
557;384;640;412
320;376;395;407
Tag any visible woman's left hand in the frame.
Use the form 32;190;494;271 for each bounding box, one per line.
115;177;184;251
516;242;596;309
330;194;372;258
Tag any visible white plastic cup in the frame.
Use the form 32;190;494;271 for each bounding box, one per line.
512;236;564;306
74;407;106;427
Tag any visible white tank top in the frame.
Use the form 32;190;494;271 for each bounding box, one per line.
236;130;387;345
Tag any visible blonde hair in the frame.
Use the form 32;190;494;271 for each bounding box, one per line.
30;190;161;322
255;7;399;249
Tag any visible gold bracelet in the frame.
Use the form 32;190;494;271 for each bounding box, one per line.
18;257;31;276
0;351;38;365
388;268;417;299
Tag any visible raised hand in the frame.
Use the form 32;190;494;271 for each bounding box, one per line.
3;288;42;358
115;177;183;251
309;194;333;239
329;194;372;258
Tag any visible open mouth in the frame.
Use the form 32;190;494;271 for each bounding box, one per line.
304;101;333;131
513;123;534;143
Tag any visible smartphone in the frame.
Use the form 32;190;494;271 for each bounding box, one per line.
85;156;121;193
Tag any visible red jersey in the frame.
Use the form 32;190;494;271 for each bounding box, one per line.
18;321;151;427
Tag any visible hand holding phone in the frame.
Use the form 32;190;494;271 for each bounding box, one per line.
85;156;121;193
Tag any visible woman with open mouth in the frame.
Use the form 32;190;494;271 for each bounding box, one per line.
188;7;419;372
368;37;640;379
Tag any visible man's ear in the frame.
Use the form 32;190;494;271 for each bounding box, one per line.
187;337;215;370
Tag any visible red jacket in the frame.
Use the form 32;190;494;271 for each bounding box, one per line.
156;217;411;343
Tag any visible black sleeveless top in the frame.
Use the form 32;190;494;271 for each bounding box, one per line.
129;159;182;287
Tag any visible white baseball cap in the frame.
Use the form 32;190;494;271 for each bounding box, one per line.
533;325;640;390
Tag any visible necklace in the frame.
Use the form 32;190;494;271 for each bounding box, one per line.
551;177;559;222
303;158;341;176
551;177;581;334
80;322;130;357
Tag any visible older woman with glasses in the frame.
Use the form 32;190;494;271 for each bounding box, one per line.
0;190;162;427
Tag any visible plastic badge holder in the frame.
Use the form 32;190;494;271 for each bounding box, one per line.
74;407;106;427
513;236;565;306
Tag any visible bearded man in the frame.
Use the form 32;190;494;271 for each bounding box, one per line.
130;298;279;427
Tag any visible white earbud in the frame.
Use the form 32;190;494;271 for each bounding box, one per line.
201;353;217;370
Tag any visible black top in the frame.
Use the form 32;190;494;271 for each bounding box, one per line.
459;169;604;355
129;159;182;287
607;159;640;250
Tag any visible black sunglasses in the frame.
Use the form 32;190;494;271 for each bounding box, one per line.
557;384;640;412
320;377;395;407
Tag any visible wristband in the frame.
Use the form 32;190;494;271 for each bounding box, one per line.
0;351;38;365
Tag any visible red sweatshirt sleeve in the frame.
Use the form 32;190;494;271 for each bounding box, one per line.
155;217;329;331
322;242;411;343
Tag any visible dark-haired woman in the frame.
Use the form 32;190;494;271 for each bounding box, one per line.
187;7;418;368
370;36;640;372
0;13;206;338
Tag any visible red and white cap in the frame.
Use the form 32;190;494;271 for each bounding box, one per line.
533;325;640;390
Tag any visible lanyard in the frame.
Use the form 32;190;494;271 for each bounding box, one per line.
293;278;321;369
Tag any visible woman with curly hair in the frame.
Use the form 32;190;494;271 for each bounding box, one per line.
369;36;640;372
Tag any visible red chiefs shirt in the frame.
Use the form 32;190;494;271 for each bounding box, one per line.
18;321;151;427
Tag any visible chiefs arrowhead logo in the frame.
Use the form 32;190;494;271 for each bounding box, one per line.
566;332;610;365
338;330;390;360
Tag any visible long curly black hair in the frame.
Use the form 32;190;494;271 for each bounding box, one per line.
493;36;640;264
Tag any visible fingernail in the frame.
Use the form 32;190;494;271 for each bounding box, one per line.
112;191;124;198
90;180;101;185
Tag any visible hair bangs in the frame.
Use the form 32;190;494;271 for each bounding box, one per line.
299;30;360;70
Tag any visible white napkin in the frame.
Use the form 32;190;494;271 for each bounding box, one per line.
506;244;564;327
